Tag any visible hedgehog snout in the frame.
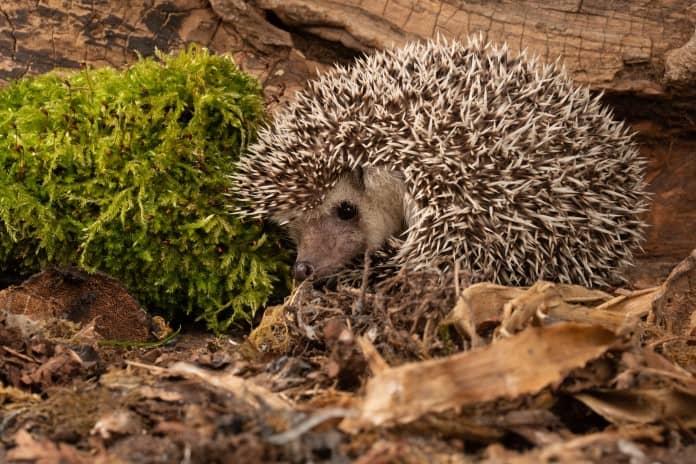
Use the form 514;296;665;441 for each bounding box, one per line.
293;261;315;281
291;213;368;282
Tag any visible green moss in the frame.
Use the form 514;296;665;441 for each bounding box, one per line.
0;46;291;332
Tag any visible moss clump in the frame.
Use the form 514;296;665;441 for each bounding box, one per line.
0;46;290;331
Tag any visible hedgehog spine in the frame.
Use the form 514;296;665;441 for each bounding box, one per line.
232;36;650;287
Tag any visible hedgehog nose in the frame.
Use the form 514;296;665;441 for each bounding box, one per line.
294;261;315;281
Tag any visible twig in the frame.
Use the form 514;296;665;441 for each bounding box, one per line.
3;345;39;363
357;336;389;374
354;250;371;315
265;408;357;445
125;360;170;375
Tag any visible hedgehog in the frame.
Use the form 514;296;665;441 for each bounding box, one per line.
232;37;650;288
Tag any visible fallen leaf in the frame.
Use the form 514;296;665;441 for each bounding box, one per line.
575;388;696;426
6;430;92;464
91;409;143;440
167;362;293;411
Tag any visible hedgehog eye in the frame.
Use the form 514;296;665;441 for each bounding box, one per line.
336;201;358;221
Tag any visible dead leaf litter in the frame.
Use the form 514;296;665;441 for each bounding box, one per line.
1;251;696;463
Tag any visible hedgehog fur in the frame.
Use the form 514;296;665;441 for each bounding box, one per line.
233;37;650;287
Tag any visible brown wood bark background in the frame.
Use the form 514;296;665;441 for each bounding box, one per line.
1;0;694;262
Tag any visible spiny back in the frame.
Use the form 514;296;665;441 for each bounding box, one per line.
233;37;649;287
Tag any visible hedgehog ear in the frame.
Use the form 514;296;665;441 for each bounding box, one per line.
348;166;366;191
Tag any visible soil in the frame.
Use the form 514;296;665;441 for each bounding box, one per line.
1;253;695;463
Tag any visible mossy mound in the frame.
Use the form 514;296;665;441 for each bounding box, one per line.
0;46;291;332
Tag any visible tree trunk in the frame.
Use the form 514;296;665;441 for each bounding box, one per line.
1;0;694;265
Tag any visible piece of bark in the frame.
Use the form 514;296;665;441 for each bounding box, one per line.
236;0;695;93
345;323;617;429
665;4;696;90
651;249;696;336
642;139;696;261
0;0;346;112
447;281;652;336
3;1;696;108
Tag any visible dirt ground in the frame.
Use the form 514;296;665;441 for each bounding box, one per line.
1;252;695;464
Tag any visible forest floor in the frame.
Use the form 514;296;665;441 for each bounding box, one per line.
1;252;695;463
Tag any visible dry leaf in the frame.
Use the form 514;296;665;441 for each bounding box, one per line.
91;409;143;440
6;430;92;464
576;388;696;427
167;362;293;411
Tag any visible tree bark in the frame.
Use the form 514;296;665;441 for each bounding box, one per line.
0;0;694;262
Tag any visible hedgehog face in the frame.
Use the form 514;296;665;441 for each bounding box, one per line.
288;167;407;281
